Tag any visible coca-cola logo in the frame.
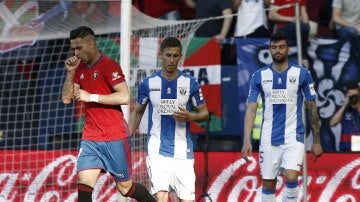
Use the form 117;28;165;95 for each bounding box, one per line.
0;151;359;202
317;158;360;202
0;151;145;202
194;153;360;202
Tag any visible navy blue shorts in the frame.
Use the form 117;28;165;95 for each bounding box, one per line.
77;139;132;181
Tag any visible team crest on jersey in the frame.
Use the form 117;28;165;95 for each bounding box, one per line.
179;87;187;95
289;76;297;83
112;72;121;81
80;73;84;80
93;71;98;80
167;87;171;94
345;112;353;120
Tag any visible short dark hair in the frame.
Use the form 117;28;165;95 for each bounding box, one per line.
160;37;182;53
345;82;360;91
270;32;289;46
70;26;95;40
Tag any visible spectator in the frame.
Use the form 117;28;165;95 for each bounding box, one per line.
186;0;233;43
330;83;360;151
306;0;325;38
186;0;234;64
332;0;360;65
269;0;310;65
316;0;335;38
178;0;196;20
108;1;120;17
133;0;181;20
233;0;271;38
72;2;107;23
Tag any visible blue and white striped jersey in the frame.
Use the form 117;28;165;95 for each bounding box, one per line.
247;62;317;146
137;70;205;159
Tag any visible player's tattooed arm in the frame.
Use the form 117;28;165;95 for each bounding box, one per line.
62;72;75;104
62;57;80;104
305;100;321;144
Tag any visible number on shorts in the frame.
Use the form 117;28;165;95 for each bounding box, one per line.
259;151;264;163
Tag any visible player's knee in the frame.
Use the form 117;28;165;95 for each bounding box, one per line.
116;180;133;195
123;182;156;202
262;179;277;190
155;191;169;202
284;170;299;182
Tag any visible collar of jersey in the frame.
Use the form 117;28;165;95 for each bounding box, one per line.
158;69;182;81
86;55;103;69
270;61;295;73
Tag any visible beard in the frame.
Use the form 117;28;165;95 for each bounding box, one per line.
272;54;287;63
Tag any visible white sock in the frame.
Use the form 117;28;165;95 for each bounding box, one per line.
262;188;276;202
282;181;299;202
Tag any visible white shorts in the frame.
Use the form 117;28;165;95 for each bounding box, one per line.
259;141;304;179
146;154;195;200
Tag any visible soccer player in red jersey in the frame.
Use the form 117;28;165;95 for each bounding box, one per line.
61;26;155;202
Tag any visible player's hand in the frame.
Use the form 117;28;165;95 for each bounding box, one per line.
74;89;91;102
354;25;360;35
288;16;296;23
344;88;360;106
214;34;225;43
241;142;253;162
311;143;323;162
65;56;81;72
172;106;191;122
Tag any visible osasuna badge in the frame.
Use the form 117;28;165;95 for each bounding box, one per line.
93;71;98;80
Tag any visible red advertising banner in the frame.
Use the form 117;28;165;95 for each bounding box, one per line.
194;152;360;202
0;150;359;201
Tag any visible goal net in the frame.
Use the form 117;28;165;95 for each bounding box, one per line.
0;1;204;201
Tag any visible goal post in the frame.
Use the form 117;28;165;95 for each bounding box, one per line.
120;0;131;122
